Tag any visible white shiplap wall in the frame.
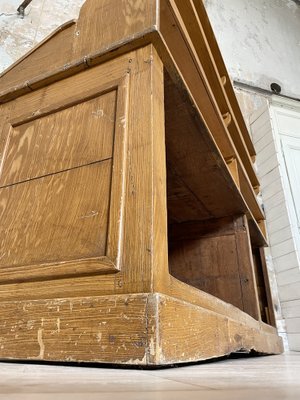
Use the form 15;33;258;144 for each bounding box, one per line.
250;98;300;351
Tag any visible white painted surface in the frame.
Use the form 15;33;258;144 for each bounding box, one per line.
281;136;300;227
204;0;300;99
251;98;300;351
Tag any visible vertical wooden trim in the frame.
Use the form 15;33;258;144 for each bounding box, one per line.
151;48;169;291
259;247;277;327
0;123;12;180
106;74;130;269
234;216;261;321
226;157;240;188
118;45;162;290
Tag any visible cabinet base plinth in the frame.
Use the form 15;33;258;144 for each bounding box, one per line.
0;293;283;366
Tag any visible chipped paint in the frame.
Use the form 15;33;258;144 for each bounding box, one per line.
123;353;147;365
92;109;104;118
79;210;99;219
96;332;102;343
149;337;155;357
37;328;44;359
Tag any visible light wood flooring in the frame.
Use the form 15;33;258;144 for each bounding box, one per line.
0;352;299;399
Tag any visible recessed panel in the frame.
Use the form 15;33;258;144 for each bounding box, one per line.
0;161;111;269
0;90;116;187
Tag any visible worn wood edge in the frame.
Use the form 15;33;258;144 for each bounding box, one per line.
105;75;130;269
165;276;258;329
247;212;268;247
187;0;256;159
0;28;157;104
9;81;120;127
0;20;76;80
190;0;256;158
167;0;258;187
0;292;282;366
152;293;283;365
0;293;153;365
0;256;119;285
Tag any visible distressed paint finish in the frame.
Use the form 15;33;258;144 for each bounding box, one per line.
0;294;151;364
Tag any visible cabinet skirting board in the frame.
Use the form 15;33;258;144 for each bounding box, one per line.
0;293;282;366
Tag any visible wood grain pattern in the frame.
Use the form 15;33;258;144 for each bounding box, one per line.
156;294;282;365
0;21;76;96
169;232;245;310
0;0;266;258
0;294;151;364
170;0;258;186
0;293;282;365
190;0;256;158
167;166;212;223
234;216;261;320
0;0;282;364
0;91;116;187
0;162;112;278
169;216;261;320
164;71;247;220
73;0;156;59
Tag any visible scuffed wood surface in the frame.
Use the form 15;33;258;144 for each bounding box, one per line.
0;293;282;365
156;294;283;365
0;294;152;364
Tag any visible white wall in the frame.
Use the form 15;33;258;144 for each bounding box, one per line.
204;0;300;99
0;0;84;73
250;98;300;351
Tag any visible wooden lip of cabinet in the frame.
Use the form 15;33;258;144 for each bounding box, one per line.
0;0;282;365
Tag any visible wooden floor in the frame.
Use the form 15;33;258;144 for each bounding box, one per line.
0;352;299;399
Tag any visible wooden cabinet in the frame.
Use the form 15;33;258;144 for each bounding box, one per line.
0;0;282;365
